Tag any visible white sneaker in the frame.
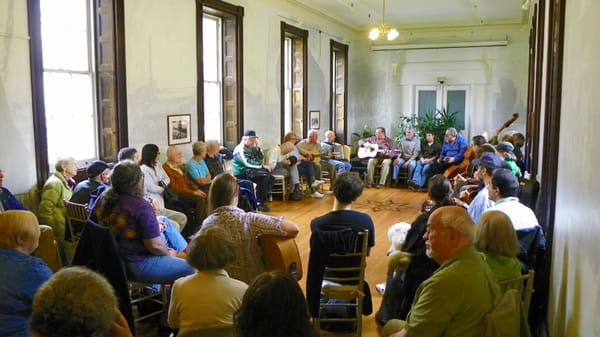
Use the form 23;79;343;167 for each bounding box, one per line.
311;179;325;189
311;191;324;199
376;283;386;294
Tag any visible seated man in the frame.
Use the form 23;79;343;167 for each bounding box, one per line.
321;130;352;185
307;173;375;321
382;206;501;337
486;168;539;230
296;129;325;198
162;145;208;234
429;127;469;177
358;127;395;188
205;140;257;212
0;169;27;212
232;130;274;212
268;142;303;201
453;153;504;223
391;127;420;187
408;131;441;191
71;160;113;205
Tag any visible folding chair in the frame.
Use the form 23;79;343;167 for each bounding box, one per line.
498;270;535;315
63;199;90;247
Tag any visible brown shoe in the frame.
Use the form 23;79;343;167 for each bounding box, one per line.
376;184;385;189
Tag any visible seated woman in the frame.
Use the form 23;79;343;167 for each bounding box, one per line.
187;141;212;193
38;156;78;264
375;174;455;325
90;160;194;284
0;210;53;337
168;226;248;335
474;210;522;281
202;173;299;284
234;271;317;337
30;266;132;337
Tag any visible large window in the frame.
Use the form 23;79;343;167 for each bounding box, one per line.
280;22;307;140
330;40;348;142
29;0;127;185
200;0;244;149
40;0;96;166
202;14;223;142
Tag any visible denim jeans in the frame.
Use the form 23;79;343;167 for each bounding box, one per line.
157;216;187;253
411;161;433;188
392;159;417;180
125;255;194;284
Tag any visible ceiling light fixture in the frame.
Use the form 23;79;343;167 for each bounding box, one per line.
368;0;399;41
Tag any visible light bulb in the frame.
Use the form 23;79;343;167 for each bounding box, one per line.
369;27;380;40
387;28;399;41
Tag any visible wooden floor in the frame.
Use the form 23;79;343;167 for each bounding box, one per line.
137;184;429;337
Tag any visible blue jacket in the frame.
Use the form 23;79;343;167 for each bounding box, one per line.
440;135;469;164
0;187;27;211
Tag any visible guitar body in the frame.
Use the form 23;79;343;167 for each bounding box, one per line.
258;235;303;281
357;143;379;159
444;147;476;179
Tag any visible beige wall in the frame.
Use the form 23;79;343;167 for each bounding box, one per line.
548;0;600;335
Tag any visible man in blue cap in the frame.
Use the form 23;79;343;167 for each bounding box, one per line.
453;152;505;223
71;160;114;205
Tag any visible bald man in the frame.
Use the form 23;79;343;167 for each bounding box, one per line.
383;206;501;337
163;146;208;235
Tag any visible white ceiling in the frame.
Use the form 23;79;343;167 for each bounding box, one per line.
288;0;530;32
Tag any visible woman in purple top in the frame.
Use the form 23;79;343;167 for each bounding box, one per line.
90;160;193;284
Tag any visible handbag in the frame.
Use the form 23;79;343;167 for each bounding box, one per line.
245;168;270;180
159;181;179;203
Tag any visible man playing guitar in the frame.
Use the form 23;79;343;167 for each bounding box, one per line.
358;127;396;188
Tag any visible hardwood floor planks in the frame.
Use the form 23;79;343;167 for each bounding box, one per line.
137;186;429;337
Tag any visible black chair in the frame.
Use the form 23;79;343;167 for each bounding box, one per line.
73;220;167;335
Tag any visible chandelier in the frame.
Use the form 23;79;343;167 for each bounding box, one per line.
368;0;399;41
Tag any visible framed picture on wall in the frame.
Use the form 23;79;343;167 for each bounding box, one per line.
310;110;320;130
167;114;191;145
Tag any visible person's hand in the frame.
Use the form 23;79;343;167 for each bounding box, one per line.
158;221;167;233
167;248;177;257
455;174;466;182
194;189;207;198
327;152;333;159
107;310;133;337
150;199;160;211
393;158;400;165
402;160;410;168
263;165;272;172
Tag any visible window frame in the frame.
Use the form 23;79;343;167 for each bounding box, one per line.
28;0;128;187
280;21;308;141
198;0;244;149
330;39;348;143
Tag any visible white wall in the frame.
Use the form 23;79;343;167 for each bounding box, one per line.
548;0;600;335
0;0;38;193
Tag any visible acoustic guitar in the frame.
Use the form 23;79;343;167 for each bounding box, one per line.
443;146;476;180
358;143;398;159
257;234;303;281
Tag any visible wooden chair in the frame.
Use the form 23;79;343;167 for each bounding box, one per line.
498;270;535;315
63;199;90;247
271;174;288;200
311;230;369;337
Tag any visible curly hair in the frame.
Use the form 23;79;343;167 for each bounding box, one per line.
234;271;316;337
30;266;118;337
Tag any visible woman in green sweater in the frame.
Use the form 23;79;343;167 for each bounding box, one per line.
474;210;522;281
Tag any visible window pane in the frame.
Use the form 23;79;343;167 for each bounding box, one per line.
40;0;89;71
204;82;222;140
44;72;96;163
418;90;437;118
203;16;220;82
446;90;466;130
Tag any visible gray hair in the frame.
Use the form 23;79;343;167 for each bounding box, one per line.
54;157;75;172
445;128;458;137
30;266;118;337
307;129;319;137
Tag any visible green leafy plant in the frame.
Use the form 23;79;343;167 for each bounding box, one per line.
350;125;375;156
396;107;461;144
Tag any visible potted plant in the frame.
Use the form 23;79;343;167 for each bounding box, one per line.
396;107;461;144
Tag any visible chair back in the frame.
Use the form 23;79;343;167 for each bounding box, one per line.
63;200;90;246
498;270;535;315
307;228;369;337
